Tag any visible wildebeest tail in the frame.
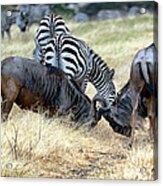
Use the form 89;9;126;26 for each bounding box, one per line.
140;60;150;84
145;83;154;95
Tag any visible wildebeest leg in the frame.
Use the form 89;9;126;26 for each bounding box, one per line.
6;29;11;39
1;78;20;122
1;31;4;39
1;100;14;122
147;97;155;142
130;85;143;147
130;93;139;147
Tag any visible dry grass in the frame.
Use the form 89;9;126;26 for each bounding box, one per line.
1;14;157;180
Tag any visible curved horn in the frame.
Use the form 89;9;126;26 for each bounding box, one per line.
93;94;106;108
93;94;111;113
99;105;111;112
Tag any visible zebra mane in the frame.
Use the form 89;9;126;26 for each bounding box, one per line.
49;13;55;37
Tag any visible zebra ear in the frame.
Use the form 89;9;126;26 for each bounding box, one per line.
109;69;115;79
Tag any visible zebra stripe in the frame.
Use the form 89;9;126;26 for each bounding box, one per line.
33;14;70;63
35;14;70;48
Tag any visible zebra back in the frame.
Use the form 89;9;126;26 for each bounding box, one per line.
35;14;70;48
34;14;70;64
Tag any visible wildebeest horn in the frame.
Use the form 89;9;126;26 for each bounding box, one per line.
92;94;111;113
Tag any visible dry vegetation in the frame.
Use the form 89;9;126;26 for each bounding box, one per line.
1;14;157;180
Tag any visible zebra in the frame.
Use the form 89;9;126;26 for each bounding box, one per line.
33;14;116;109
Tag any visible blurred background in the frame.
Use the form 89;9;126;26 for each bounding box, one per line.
1;2;156;40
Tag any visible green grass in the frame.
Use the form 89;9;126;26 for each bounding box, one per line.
1;14;156;180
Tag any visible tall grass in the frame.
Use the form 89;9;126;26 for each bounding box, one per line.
1;14;156;180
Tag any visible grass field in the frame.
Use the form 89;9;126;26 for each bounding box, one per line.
1;14;157;180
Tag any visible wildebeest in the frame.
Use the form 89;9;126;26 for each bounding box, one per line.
1;56;102;126
92;44;157;143
129;43;158;146
100;80;147;138
1;10;17;39
16;5;52;32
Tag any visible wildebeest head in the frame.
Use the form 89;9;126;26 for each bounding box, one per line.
16;11;28;32
92;80;148;137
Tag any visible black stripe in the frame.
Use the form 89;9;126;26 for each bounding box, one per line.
62;47;84;70
46;55;53;60
38;29;50;35
55;28;67;33
55;21;65;26
38;35;50;44
62;39;87;66
62;39;80;50
46;46;54;53
66;66;77;74
39;22;49;28
54;17;64;22
63;57;78;69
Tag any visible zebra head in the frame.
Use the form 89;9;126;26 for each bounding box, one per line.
91;68;116;116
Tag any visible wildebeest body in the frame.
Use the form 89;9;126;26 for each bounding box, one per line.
129;43;157;145
16;5;52;32
1;57;93;124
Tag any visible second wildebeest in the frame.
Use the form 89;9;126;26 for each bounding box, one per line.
16;4;52;32
101;80;147;138
129;43;158;146
1;56;101;126
1;10;17;39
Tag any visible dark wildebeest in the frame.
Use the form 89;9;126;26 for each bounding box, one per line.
97;44;157;144
93;80;147;138
1;56;102;126
1;10;17;39
129;43;158;146
16;5;52;32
